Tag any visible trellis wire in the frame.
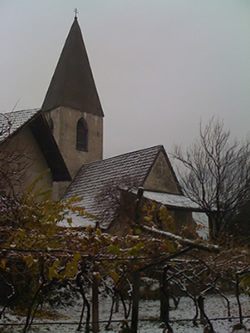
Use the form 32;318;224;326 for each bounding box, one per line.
0;315;249;326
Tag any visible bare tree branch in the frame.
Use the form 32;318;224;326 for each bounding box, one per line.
171;117;249;239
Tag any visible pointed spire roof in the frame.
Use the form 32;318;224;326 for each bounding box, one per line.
42;18;104;117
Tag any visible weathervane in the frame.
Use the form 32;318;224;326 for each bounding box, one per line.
74;8;78;19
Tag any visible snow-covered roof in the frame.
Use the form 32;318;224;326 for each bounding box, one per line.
143;191;201;210
58;209;98;229
0;109;40;141
64;146;204;229
64;145;163;229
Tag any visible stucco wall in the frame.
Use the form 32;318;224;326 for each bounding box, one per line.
107;192;196;238
143;151;180;194
168;209;196;232
1;127;53;195
52;181;71;200
45;107;103;178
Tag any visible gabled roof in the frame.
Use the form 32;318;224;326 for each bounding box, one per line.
0;109;40;140
64;145;162;228
42;18;104;117
64;145;185;228
0;109;71;182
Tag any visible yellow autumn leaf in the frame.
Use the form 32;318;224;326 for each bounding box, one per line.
107;244;120;255
74;253;81;261
240;274;250;295
96;228;102;236
65;260;78;277
0;259;7;270
23;255;34;268
86;225;92;232
67;217;72;226
168;242;176;253
135;228;142;235
110;270;119;283
49;266;60;280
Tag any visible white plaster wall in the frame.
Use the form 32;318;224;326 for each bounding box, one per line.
144;151;180;194
1;127;53;196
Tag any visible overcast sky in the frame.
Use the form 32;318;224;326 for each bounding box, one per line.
0;0;249;158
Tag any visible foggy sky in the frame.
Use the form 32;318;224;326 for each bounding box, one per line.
0;0;249;158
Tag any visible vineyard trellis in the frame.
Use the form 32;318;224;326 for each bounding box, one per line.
0;233;249;333
0;176;249;332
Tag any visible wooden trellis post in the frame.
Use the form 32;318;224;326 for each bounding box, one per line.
92;273;99;332
160;266;170;323
131;266;140;333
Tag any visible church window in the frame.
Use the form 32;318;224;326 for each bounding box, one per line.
76;118;88;151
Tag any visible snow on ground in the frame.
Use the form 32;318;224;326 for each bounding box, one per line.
0;294;249;332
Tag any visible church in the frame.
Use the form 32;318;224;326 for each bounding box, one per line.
0;17;202;234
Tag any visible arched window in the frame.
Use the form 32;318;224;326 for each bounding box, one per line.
76;118;88;151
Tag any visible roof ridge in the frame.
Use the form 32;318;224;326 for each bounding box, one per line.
0;109;42;142
65;145;164;200
1;108;40;117
82;145;164;168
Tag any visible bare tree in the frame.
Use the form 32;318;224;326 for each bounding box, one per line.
171;118;249;240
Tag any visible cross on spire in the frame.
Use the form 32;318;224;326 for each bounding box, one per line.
74;8;78;19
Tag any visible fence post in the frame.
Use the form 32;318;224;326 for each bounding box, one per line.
235;273;243;325
92;273;99;333
198;295;205;324
131;266;140;333
160;266;170;323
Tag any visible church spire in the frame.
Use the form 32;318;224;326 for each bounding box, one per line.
42;18;104;117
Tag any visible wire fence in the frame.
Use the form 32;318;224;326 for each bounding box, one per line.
1;315;250;326
0;245;249;332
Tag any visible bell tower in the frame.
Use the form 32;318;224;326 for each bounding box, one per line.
42;17;104;179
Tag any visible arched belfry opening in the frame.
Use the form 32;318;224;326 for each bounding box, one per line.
76;118;88;151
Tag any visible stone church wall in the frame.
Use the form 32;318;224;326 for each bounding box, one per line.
45;107;103;178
